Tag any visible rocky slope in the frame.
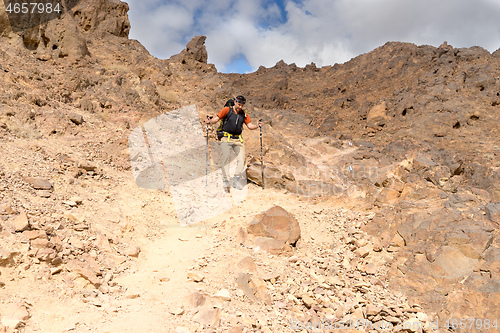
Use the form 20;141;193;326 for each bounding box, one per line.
0;0;499;332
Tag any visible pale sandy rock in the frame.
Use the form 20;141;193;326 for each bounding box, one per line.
327;276;345;287
1;205;16;215
1;317;22;330
36;248;57;262
359;263;378;275
390;232;406;248
169;307;185;315
300;294;316;309
69;236;85;250
236;273;271;304
30;238;49;249
187;272;205;282
366;304;382;316
122;245;141;257
12;213;29;232
213;289;231;301
124;290;141;299
192;304;220;326
0;303;30;330
66;259;101;287
0;247;18;267
186;291;206;308
355;245;372;258
237;256;257;272
25;177;53;190
65;212;86;223
63;200;78;207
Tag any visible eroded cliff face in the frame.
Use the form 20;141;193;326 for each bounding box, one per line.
1;0;499;331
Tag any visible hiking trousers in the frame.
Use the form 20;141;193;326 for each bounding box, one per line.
220;138;246;185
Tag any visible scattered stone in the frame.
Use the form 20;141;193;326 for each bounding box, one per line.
25;177;53;190
1;205;16;215
213;289;231;301
38;190;51;198
77;161;97;171
69;113;84;125
63;200;79;207
366;304;382;316
485;202;500;224
65;212;86;223
66;259;101;287
300;294;316;309
124;290;141;299
186;291;206;308
187;272;204;282
0;303;30;330
192;305;220;326
355;245;372;258
12;213;30;232
122;245;141;257
236;273;271;304
237;256;257;272
51;267;63;275
169;307;184;315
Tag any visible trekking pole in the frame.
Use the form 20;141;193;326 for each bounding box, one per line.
206;115;211;187
259;119;264;189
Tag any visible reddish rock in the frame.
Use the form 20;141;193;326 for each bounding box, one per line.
247;206;301;246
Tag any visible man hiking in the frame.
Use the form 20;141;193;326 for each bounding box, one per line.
205;95;261;192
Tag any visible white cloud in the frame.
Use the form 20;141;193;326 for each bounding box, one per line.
126;0;500;72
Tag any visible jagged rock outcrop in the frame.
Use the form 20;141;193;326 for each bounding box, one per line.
1;0;130;59
168;35;216;73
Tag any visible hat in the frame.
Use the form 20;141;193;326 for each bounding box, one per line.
235;95;246;104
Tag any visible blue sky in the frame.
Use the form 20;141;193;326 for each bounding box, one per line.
126;0;500;73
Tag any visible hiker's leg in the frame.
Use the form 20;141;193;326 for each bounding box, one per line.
234;141;246;179
220;140;231;187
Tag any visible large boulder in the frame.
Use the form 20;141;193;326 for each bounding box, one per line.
247;205;301;246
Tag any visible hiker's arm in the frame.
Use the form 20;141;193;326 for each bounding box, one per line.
245;120;262;130
206;116;220;124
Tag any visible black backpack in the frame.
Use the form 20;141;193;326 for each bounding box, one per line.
216;98;235;140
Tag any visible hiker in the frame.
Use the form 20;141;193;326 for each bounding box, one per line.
205;95;261;191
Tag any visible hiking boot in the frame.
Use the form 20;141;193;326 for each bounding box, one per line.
232;176;245;190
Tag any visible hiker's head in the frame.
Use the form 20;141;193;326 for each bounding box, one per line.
235;95;246;105
234;95;246;111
